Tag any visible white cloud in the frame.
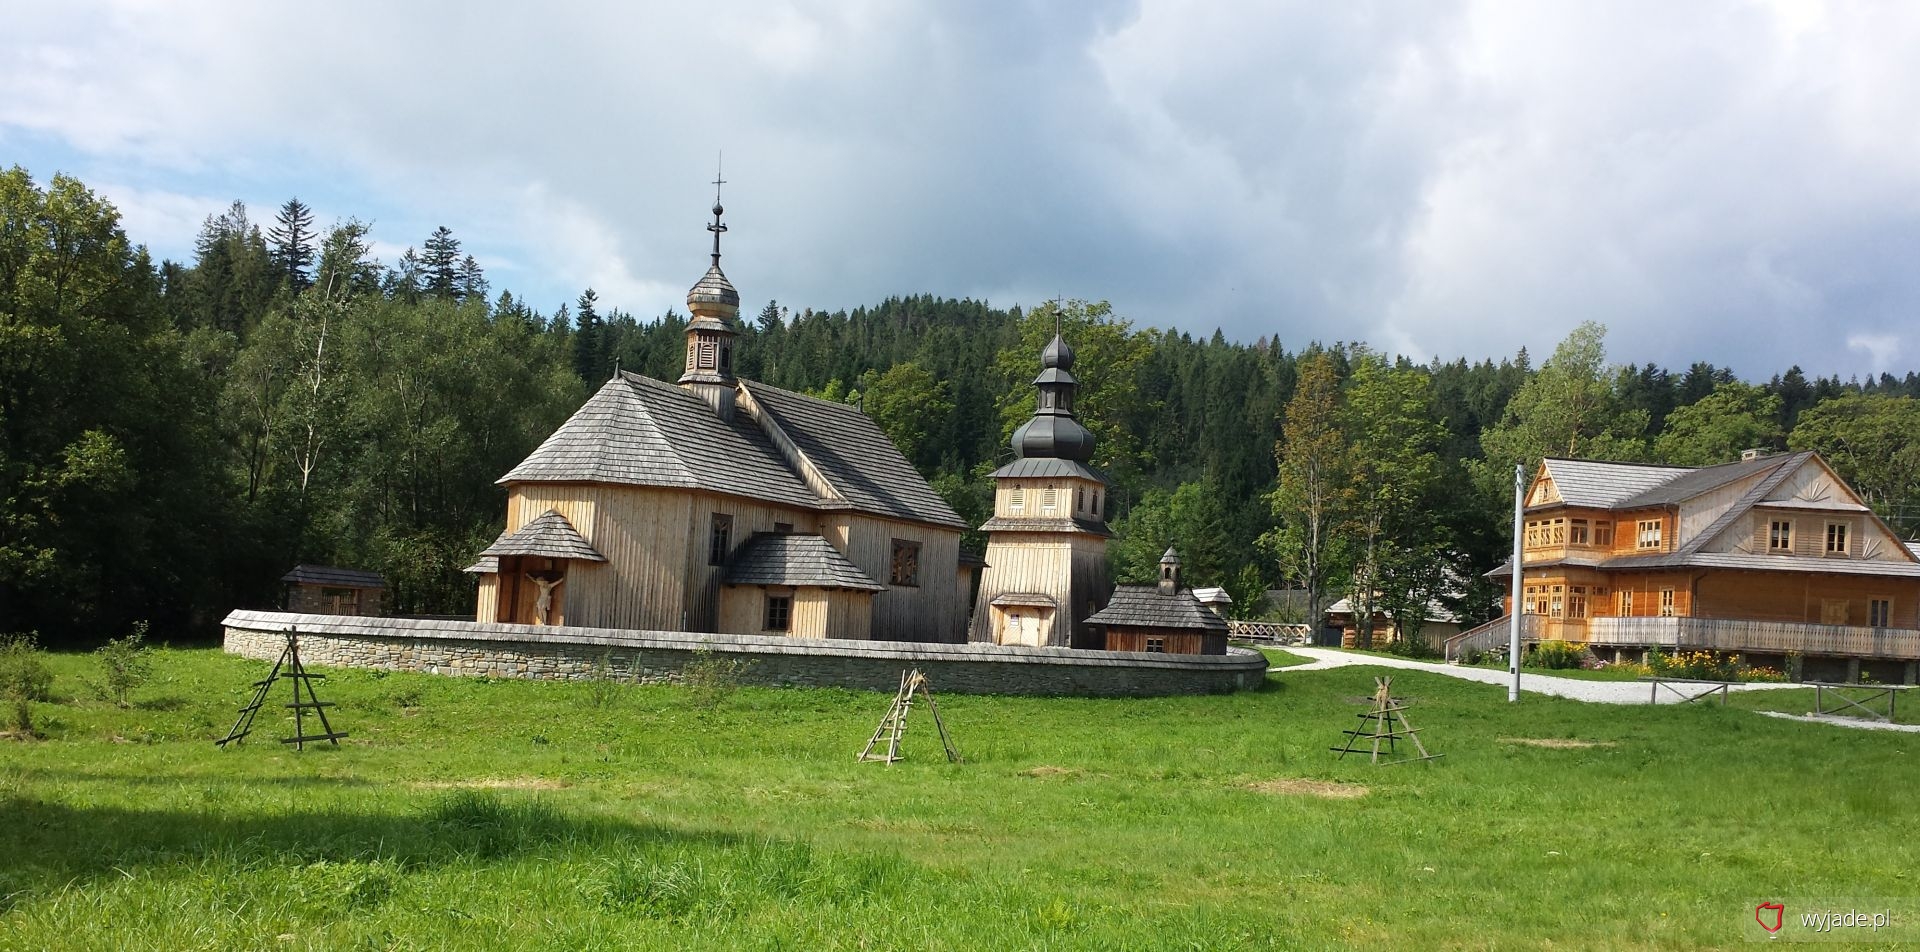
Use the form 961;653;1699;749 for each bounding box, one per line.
6;1;1920;376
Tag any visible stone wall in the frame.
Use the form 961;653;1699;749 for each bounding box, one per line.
222;610;1270;697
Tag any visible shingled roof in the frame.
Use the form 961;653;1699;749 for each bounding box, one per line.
499;373;964;530
1536;458;1691;508
721;533;885;591
500;373;824;510
1085;587;1229;632
281;565;386;588
478;509;607;562
741;380;966;529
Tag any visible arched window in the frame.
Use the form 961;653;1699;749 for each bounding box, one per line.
1010;487;1025;511
1042;487;1057;512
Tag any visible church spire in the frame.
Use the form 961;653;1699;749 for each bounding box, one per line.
681;167;741;419
1009;313;1096;461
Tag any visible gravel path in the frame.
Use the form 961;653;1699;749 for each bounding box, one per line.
1276;646;1805;705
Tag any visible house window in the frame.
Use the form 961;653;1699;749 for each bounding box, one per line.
764;594;791;632
1010;487;1024;511
708;513;733;566
1659;588;1675;617
1146;637;1166;653
1550;585;1564;618
890;539;921;587
1637;520;1663;550
1523;584;1541;614
1594;523;1615;547
1618;590;1634;616
1569;520;1589;545
1870;599;1891;628
1825;522;1849;556
1769;520;1794;553
1568;586;1587;619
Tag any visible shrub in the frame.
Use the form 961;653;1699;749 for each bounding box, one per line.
0;634;55;737
584;651;633;709
1386;631;1441;659
679;647;753;708
91;620;153;707
1527;640;1590;670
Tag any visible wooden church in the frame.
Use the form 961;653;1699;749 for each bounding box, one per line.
464;200;973;642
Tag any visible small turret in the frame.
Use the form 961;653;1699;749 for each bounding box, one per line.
680;190;740;419
1010;329;1096;461
1158;547;1182;596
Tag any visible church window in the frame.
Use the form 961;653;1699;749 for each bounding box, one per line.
709;513;733;566
1042;488;1057;513
1009;488;1024;511
1076;487;1085;511
1091;489;1100;515
698;339;716;369
720;345;731;371
890;539;921;587
764;594;791;632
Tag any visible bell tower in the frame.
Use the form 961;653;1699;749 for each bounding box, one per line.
680;172;741;419
969;319;1111;648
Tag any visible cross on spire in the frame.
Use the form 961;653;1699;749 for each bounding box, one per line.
708;153;728;263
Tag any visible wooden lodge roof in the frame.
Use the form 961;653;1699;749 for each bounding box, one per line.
721;533;885;592
499;373;964;530
1084;587;1229;632
1498;451;1920;580
477;509;608;562
281;565;386;589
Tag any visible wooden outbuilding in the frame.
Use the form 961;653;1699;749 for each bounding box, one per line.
281;565;386;617
1085;548;1230;655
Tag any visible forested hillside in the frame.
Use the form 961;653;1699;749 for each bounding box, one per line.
6;168;1919;646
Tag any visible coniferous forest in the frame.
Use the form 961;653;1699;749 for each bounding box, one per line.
7;168;1920;648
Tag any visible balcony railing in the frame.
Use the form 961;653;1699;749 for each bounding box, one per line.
1444;614;1920;661
1583;616;1920;660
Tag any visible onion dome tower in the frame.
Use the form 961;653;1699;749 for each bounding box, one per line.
680;193;741;419
968;318;1112;649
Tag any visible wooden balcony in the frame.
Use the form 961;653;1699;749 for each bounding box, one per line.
1445;614;1920;661
1583;616;1920;660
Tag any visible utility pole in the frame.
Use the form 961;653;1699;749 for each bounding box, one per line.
1510;463;1524;702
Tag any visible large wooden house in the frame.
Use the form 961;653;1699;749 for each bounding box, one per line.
1488;452;1920;681
464;201;972;642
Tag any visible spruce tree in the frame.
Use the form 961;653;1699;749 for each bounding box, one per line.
573;288;604;380
268;197;317;293
421;226;461;299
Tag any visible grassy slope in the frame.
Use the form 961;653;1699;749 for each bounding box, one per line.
1;648;1916;950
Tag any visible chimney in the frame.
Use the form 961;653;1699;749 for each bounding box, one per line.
1157;547;1181;597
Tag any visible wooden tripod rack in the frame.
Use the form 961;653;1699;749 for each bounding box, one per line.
859;669;961;764
1332;676;1440;766
216;629;346;751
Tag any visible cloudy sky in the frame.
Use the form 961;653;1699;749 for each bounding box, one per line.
6;1;1919;379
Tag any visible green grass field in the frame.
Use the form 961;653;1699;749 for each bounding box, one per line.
2;647;1916;950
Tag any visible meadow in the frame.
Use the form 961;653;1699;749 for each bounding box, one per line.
1;646;1915;950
